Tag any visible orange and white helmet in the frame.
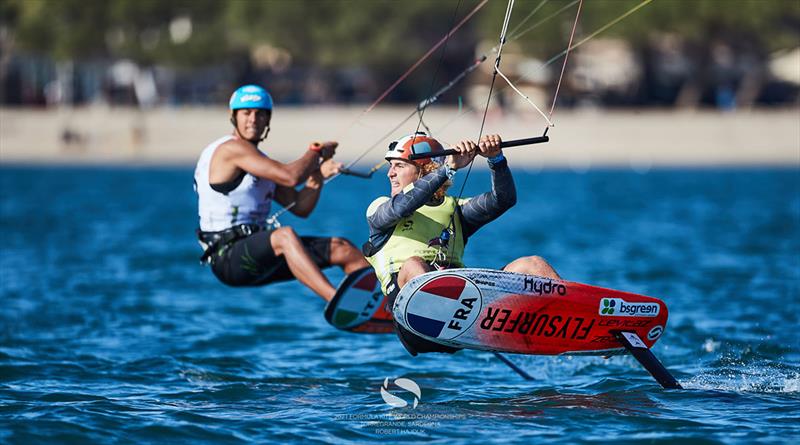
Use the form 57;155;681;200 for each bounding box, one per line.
385;132;444;166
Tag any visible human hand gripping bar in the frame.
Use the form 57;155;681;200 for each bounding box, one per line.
340;136;549;176
408;135;549;161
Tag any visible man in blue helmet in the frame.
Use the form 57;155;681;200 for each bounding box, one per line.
194;84;369;301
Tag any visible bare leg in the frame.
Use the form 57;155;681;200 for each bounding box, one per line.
397;256;433;288
328;237;369;274
503;255;561;280
270;227;336;301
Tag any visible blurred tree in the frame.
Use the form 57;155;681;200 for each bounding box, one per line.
5;0;798;67
225;0;478;100
4;0;112;60
1;0;798;105
105;0;229;66
492;0;800;57
3;0;231;65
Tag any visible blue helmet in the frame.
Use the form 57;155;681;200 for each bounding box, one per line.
229;84;273;110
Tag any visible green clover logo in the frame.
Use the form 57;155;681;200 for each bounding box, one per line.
601;298;616;315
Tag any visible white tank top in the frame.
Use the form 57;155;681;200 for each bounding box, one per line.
194;135;277;232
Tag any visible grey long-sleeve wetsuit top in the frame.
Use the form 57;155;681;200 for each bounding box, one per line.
365;158;517;252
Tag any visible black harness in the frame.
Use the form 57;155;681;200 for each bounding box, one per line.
197;223;265;264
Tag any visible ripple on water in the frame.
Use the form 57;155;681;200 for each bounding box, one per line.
1;167;799;443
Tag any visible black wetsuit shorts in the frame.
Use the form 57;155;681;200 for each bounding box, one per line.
209;231;333;287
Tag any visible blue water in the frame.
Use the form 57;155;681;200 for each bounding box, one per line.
1;165;799;444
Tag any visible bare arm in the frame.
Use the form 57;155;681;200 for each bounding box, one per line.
274;174;321;218
274;158;343;218
213;139;336;187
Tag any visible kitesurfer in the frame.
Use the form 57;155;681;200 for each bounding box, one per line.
363;131;560;354
194;84;369;301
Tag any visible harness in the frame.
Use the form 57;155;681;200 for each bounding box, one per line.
427;226;454;270
196;223;265;264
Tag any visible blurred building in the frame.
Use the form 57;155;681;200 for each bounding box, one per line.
0;21;797;110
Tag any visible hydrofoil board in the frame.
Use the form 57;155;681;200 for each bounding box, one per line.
392;268;670;356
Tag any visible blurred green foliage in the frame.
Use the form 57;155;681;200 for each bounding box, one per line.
2;0;799;66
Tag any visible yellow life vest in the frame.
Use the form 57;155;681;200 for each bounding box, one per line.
365;194;466;295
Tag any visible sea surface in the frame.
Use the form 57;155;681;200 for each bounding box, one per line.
1;165;799;444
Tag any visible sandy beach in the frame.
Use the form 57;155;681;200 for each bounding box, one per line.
1;106;798;169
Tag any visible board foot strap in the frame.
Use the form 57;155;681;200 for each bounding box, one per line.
613;331;682;389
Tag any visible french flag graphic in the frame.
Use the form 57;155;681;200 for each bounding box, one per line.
406;276;471;339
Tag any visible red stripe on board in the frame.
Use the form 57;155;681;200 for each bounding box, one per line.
353;273;378;291
420;276;466;300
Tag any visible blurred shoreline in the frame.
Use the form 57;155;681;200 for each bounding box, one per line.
1;106;798;169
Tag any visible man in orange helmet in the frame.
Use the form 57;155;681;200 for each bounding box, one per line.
363;131;560;354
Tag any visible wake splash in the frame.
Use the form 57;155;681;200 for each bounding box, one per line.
684;369;800;393
682;349;800;394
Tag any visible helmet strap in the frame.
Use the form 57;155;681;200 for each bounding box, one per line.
229;112;243;139
259;126;270;142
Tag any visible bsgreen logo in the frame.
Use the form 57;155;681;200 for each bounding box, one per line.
598;297;659;317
